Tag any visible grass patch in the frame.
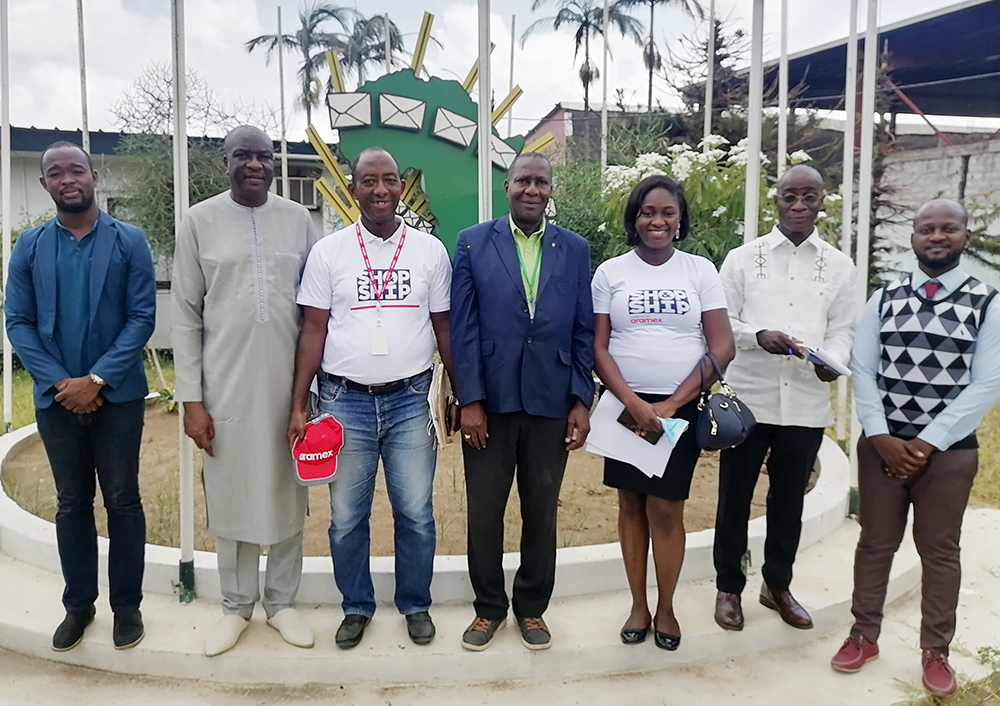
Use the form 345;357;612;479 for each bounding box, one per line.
972;404;1000;508
897;646;1000;705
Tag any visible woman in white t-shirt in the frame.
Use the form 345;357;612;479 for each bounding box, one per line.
592;175;735;651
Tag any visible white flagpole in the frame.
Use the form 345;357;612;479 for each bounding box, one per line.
742;0;764;244
851;0;879;487
838;0;859;448
507;15;516;139
385;14;392;75
477;0;492;223
172;0;196;602
600;0;609;177
776;0;788;176
1;0;11;432
703;0;715;146
76;0;90;154
278;6;289;200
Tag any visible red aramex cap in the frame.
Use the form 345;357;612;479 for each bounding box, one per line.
292;414;344;486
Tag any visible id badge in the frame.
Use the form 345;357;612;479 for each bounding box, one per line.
370;324;389;355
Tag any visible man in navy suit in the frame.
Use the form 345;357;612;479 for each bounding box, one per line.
5;142;156;652
450;152;595;651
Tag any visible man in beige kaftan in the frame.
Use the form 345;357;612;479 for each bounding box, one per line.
172;126;318;656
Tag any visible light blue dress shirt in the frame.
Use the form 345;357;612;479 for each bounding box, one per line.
852;266;1000;450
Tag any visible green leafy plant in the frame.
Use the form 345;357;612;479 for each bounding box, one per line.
157;388;178;413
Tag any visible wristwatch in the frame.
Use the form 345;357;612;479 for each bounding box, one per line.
89;372;106;387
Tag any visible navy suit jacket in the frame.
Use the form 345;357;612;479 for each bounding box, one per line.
450;216;595;418
5;212;156;408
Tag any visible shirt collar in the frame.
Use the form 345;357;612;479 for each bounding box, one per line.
761;224;821;250
910;266;968;295
54;212;102;240
357;217;404;245
509;214;546;239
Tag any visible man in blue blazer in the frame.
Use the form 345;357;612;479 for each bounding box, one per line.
5;142;156;652
450;152;595;651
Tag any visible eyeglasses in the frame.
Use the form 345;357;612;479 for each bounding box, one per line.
777;193;823;207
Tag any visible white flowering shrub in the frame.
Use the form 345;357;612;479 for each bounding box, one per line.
602;138;775;265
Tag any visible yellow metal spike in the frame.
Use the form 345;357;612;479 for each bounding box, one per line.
461;43;496;92
491;86;523;125
326;50;345;94
522;132;556;155
316;177;360;223
410;12;434;76
306;124;355;202
401;171;422;205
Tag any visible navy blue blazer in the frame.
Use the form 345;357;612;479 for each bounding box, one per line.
5;212;156;408
450;216;595;418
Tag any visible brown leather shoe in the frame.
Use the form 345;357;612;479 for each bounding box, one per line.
759;584;813;629
714;591;744;631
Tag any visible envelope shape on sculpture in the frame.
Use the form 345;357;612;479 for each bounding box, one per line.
490;135;518;170
327;92;372;129
380;94;426;131
432;107;477;148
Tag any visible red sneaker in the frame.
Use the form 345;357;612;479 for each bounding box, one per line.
831;635;879;673
922;650;958;697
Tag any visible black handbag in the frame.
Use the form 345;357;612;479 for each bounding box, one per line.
695;352;756;451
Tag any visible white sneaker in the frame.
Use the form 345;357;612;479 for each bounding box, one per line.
266;608;314;648
204;615;249;657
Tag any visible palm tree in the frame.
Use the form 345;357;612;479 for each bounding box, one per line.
334;15;406;89
245;1;355;125
617;0;704;111
522;0;644;111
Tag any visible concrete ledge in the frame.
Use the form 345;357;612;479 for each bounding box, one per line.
0;515;921;687
1;427;849;604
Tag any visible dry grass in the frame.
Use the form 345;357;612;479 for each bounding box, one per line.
972;404;1000;509
896;647;1000;705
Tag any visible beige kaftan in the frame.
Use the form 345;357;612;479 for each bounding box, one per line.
172;192;318;545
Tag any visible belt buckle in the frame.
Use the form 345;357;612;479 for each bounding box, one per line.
367;384;378;395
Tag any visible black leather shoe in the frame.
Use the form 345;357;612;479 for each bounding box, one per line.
654;631;681;651
52;606;96;652
113;610;144;650
405;611;435;645
336;614;371;649
620;624;650;644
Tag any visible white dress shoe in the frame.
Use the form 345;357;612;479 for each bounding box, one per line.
266;608;314;648
204;615;249;657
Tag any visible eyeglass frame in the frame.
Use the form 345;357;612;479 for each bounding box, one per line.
776;192;823;207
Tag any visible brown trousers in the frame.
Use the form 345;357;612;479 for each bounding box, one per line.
849;435;978;654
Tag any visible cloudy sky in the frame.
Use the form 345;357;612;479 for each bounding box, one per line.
4;0;979;145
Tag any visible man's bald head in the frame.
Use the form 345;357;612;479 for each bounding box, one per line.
351;147;399;179
775;164;824;192
915;199;968;228
224;125;271;156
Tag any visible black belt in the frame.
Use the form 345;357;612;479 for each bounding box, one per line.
320;368;431;396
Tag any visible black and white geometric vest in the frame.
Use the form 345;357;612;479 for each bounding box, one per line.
877;274;997;439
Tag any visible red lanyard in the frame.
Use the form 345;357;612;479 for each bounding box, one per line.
356;222;406;317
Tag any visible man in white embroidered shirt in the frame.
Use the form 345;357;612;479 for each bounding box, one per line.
288;146;454;650
713;165;857;632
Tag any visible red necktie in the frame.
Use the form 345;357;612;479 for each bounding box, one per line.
923;280;940;299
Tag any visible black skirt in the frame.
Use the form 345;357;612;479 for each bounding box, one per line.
602;392;703;501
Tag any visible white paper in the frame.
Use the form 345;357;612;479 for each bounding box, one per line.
804;345;852;378
427;362;447;450
585;391;686;479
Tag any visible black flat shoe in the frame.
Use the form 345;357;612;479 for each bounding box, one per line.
335;614;371;649
654;631;681;651
620;625;650;644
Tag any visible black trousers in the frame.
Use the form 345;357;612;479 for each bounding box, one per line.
463;412;568;620
713;423;825;594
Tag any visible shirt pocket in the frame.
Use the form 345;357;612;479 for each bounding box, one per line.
273;251;304;296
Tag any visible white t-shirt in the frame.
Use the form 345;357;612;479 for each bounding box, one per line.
296;219;452;385
592;249;728;394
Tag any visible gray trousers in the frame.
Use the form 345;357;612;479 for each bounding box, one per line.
216;531;304;619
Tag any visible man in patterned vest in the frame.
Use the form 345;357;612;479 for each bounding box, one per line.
831;199;1000;697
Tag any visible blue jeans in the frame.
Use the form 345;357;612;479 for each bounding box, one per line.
319;369;436;617
34;398;146;614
